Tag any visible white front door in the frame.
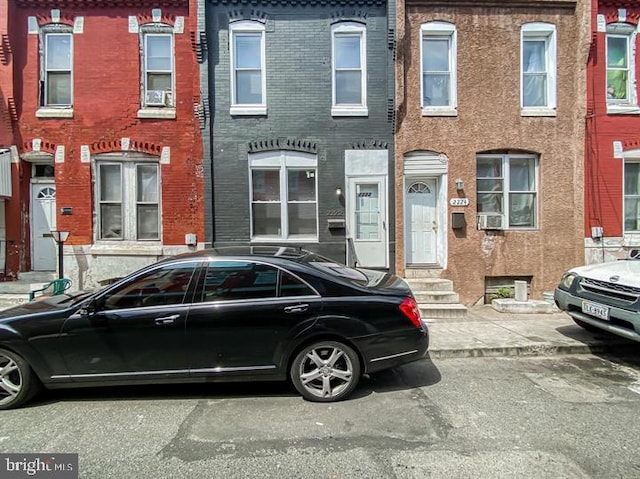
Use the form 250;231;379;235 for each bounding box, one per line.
31;183;57;270
405;179;438;264
347;177;388;268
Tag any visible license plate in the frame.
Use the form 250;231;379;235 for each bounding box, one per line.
581;300;610;320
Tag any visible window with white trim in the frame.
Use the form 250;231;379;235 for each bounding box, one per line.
420;21;456;115
41;28;72;106
141;27;174;108
521;23;556;114
230;20;266;115
96;156;160;241
476;154;539;228
624;161;640;231
331;22;367;116
606;23;637;110
249;151;318;241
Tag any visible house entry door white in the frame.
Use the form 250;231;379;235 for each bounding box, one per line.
31;183;57;271
347;177;388;268
405;178;437;264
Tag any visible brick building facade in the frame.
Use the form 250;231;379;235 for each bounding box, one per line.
204;0;395;268
395;0;589;305
2;0;204;288
585;1;640;263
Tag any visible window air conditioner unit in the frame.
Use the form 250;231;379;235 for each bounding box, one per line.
477;214;504;230
145;90;166;107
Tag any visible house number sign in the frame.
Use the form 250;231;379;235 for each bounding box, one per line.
449;198;469;206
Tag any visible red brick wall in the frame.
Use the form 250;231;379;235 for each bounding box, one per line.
7;3;203;274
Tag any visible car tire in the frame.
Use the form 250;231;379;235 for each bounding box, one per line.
0;348;39;410
290;340;361;402
572;318;604;333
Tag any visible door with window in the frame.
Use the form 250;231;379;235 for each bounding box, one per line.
31;183;57;271
405;179;438;264
347;177;388;268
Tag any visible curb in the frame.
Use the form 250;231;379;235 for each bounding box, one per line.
428;341;639;359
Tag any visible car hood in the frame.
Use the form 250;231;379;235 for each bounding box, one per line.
569;260;640;288
0;297;76;322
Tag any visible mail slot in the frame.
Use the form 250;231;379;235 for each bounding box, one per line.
42;233;53;238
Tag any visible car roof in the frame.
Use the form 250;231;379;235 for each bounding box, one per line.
168;246;322;265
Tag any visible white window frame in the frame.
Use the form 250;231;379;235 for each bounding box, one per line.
138;26;176;119
37;27;74;118
521;22;557;116
229;20;267;116
331;22;368;117
623;156;640;233
249;151;318;242
420;21;457;117
606;23;638;114
476;153;539;230
94;154;161;243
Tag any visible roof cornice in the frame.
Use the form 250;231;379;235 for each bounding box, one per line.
209;0;384;6
14;0;187;8
406;0;576;8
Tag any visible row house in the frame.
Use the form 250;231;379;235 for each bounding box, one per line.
203;0;395;268
395;0;590;305
2;0;204;288
585;1;640;263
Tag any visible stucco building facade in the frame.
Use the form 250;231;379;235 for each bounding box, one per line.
395;0;590;305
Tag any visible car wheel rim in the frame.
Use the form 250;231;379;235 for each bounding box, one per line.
298;345;354;399
0;354;22;406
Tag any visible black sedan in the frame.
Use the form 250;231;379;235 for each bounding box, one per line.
0;247;429;409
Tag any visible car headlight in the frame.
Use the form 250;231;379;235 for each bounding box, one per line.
560;273;577;289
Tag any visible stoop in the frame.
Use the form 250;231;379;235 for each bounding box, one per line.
404;268;467;319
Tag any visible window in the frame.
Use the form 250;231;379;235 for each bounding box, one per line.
230;20;266;115
606;23;637;110
102;263;196;310
41;30;72;106
420;22;456;115
476;154;538;228
141;28;174;108
96;156;160;241
625;162;640;231
331;22;367;116
198;261;315;302
521;23;556;114
249;151;318;241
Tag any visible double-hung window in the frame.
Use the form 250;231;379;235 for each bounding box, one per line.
250;151;318;241
230;20;266;115
96;156;160;241
476;154;538;229
624;162;640;231
331;22;367;116
606;23;637;112
41;29;72;107
421;22;456;116
521;23;556;115
141;27;174;109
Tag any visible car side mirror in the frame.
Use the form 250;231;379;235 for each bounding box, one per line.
78;299;98;317
630;249;640;260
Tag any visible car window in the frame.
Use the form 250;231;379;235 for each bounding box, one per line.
281;271;316;297
200;261;278;302
102;263;196;310
307;261;368;286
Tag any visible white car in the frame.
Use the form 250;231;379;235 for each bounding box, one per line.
554;253;640;342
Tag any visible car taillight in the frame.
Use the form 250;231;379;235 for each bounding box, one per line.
399;297;422;328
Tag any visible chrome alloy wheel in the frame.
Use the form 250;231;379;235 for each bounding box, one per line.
296;343;356;400
0;353;22;407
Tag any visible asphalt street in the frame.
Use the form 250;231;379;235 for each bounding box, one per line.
1;352;639;478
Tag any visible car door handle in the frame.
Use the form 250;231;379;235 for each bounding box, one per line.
154;314;179;325
284;304;309;314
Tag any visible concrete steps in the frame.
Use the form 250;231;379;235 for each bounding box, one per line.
404;268;467;319
0;271;56;309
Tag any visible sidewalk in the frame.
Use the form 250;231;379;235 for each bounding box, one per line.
427;304;639;359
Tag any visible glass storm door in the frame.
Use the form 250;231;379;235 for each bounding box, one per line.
348;177;388;268
405;179;437;264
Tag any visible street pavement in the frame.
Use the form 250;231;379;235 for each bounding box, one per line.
427;305;639;359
